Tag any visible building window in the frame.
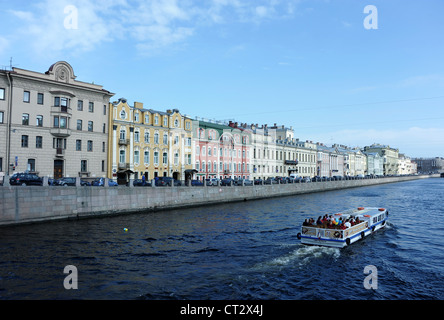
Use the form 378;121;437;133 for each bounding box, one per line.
102;160;105;172
36;115;43;127
102;142;105;153
60;116;67;129
77;100;83;111
154;115;159;125
134;150;140;164
134;130;140;142
27;159;36;172
22;113;29;125
103;123;106;133
144;131;150;143
154;133;159;144
120;109;126;120
162;152;168;164
0;88;5;100
76;140;82;151
88;102;94;113
103;105;106;115
120;128;126;140
36;136;43;148
87;140;93;152
163;116;168;126
37;93;44;105
174;135;179;145
163;133;168;145
23;91;30;103
144;151;150;165
0;111;3;123
88;121;93;132
81;160;88;173
135;112;139;122
154;151;159;165
53;116;59;128
174;119;179;128
174;152;179;165
77;120;82;130
145;114;149;124
21;135;28;147
119;150;125;163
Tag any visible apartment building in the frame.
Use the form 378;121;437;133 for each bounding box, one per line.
0;61;114;180
108;98;193;184
363;144;399;175
193;120;252;180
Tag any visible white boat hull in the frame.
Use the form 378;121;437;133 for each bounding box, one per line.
298;207;388;248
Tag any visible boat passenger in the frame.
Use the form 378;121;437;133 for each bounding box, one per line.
316;217;323;226
344;220;351;228
302;219;310;226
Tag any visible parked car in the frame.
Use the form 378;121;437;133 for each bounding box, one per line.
220;177;234;186
9;173;43;186
158;177;181;186
56;177;90;186
92;178;118;187
133;179;150;187
286;177;295;183
311;176;321;182
275;177;287;184
254;178;264;185
301;177;311;183
190;179;203;186
264;177;277;185
242;179;254;186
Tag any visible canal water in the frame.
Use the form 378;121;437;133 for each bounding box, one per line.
0;178;443;300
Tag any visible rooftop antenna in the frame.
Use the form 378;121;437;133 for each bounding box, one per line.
9;57;18;70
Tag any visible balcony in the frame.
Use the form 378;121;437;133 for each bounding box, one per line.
119;139;129;145
50;128;72;137
118;163;130;170
51;105;72;116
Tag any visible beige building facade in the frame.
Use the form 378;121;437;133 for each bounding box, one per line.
0;61;114;180
108;98;193;184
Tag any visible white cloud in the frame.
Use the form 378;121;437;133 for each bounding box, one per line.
6;0;302;57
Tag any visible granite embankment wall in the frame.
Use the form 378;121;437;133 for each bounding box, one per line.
0;175;434;226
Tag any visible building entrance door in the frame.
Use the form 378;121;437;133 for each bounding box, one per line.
54;160;64;179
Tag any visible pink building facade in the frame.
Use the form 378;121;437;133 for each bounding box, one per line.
194;120;252;180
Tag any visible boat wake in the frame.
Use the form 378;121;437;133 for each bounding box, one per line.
254;245;340;270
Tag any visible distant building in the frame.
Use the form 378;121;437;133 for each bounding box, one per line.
316;143;344;178
412;157;444;173
363;152;384;176
0;61;114;180
363;144;399;175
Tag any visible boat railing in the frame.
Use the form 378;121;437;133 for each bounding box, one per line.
301;221;369;240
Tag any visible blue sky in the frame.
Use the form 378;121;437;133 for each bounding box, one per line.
1;0;443;158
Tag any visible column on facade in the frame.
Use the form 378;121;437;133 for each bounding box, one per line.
129;127;134;178
112;125;117;175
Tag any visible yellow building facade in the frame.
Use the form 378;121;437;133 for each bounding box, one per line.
108;98;193;184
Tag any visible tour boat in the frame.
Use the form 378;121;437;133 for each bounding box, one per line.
297;207;389;248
